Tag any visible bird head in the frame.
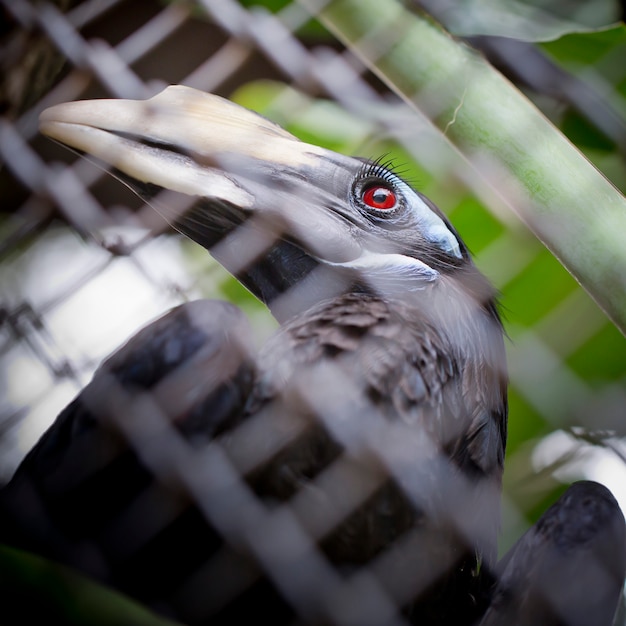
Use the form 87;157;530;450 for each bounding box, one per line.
39;85;494;324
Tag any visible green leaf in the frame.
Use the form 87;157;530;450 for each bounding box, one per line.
538;24;626;188
540;23;626;70
0;544;182;626
411;0;622;41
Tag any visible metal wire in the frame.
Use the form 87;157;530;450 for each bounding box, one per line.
1;0;625;623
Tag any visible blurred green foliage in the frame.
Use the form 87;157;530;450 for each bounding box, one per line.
0;544;181;626
540;25;626;192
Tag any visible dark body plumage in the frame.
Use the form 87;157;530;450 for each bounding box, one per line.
0;86;623;626
247;289;506;624
481;481;626;626
1;290;505;625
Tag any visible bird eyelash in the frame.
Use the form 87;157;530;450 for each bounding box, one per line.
357;155;413;188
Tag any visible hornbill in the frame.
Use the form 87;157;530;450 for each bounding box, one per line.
0;86;623;625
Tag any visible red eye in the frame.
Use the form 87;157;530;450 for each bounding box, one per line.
362;186;396;210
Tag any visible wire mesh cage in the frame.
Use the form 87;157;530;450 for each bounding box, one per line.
1;0;626;624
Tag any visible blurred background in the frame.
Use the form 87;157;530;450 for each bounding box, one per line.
1;0;625;616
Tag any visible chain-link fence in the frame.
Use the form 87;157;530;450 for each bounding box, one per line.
1;0;625;624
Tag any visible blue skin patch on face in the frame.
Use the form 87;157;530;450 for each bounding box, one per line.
395;177;462;259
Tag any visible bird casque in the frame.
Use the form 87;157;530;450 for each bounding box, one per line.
1;86;623;626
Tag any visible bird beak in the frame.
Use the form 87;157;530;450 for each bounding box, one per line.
39;85;363;269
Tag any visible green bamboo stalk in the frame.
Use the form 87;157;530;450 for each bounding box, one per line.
311;0;626;335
